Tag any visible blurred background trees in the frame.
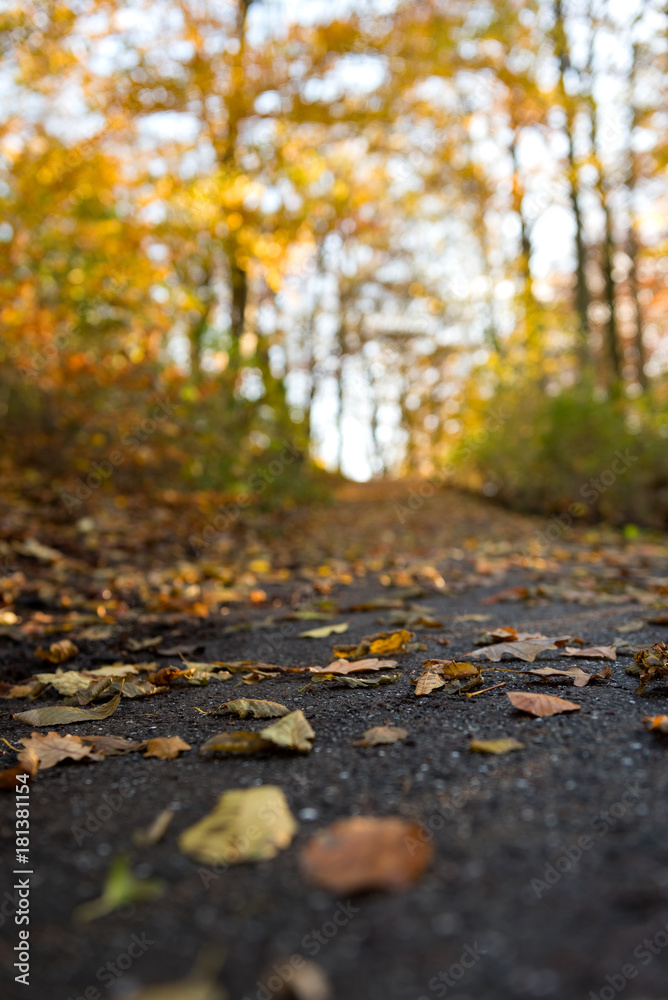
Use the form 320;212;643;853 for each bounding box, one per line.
1;0;667;523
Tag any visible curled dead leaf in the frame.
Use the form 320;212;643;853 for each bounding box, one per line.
309;658;398;676
35;639;79;664
213;699;289;719
13;690;122;726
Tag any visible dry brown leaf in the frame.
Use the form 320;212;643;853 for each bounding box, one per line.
468;636;572;662
80;735;143;756
506;691;581;717
415;670;446;695
179;786;297;864
13;690;122;726
34;639;79;664
309;658;398;676
143;736;191;760
561;646;617;661
528;666;592;687
352;726;408;747
213;699;289;719
260;710;315;752
18;731;93;770
469;738;525;754
300;816;432;893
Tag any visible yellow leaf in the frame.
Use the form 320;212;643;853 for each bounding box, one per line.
469;738;525;754
179;786;297;865
143;736;191;760
13;691;122;726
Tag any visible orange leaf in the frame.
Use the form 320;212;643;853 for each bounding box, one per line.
300;816;432;892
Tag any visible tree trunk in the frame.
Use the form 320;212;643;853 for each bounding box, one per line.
553;0;590;365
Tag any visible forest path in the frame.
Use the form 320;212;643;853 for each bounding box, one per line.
2;481;668;1000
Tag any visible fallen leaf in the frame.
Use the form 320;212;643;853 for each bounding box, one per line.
35;639;79;664
260;710;315;752
80;735;142;756
18;731;93;770
615;619;646;633
126;636;163;651
0;678;46;700
143;736;191;760
424;659;480;679
333;630;414;660
527;666;592;687
415;670;446;695
310;673;400;688
133;808;175;848
309;658;398;675
299;622;349;638
179;786;297;864
300;816;432;893
277;961;332;1000
87;664;141;677
353;726;408;747
644;715;668;734
211;699;289;719
469;738;525;754
146;666;189;686
200;731;270;754
13;691;122;726
453;614;489;622
467;636;572;662
34;669;94;696
645;612;668;625
73;854;164;923
0;749;38;790
72;677;113;705
123;978;225;1000
561;646;617;660
633;642;668;694
506;691;581;717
